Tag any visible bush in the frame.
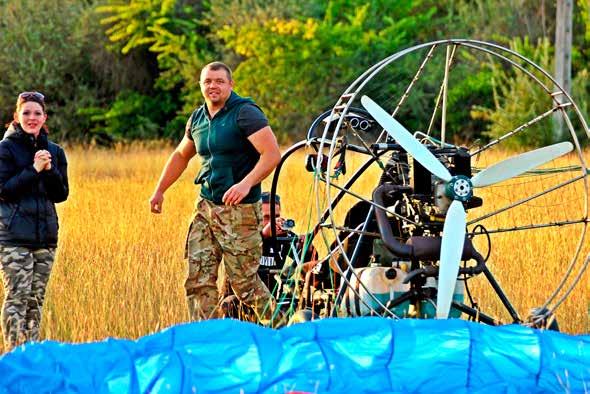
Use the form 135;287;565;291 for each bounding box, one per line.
0;0;160;142
78;90;182;143
471;37;557;148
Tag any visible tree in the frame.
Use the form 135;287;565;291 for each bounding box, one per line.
472;38;556;148
97;0;212;107
0;0;159;141
210;0;447;141
452;0;556;44
553;0;573;140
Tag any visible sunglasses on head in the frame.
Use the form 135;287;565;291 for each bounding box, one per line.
18;91;45;101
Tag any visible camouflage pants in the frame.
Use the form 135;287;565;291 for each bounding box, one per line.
185;199;274;322
0;246;55;352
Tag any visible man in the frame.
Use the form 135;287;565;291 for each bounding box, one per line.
149;61;281;324
259;192;311;294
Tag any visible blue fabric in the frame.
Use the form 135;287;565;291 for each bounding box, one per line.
0;318;588;393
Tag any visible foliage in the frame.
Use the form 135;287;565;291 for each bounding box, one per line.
78;90;182;143
0;0;89;138
97;0;211;103
577;0;590;43
564;1;589;79
452;1;589;147
446;69;495;143
471;37;556;148
211;0;448;141
571;68;590;130
1;0;589;146
571;0;590;129
0;0;160;141
451;0;556;44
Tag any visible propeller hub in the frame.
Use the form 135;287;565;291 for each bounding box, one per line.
445;175;473;202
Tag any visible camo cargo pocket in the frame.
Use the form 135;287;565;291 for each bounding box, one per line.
235;202;262;237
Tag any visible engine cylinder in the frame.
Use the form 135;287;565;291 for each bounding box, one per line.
341;266;410;317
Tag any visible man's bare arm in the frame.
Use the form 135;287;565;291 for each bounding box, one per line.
150;135;197;213
222;126;281;205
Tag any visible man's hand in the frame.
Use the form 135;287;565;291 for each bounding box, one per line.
149;190;164;213
261;217;286;238
222;181;252;206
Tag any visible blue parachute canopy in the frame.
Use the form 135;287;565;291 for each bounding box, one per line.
0;318;588;393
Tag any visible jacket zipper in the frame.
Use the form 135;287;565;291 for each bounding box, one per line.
33;139;40;243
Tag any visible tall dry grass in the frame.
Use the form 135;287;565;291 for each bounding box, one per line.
0;144;588;353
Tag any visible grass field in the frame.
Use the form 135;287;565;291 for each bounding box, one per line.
0;143;588;352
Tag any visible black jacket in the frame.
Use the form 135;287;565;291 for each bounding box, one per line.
0;124;68;248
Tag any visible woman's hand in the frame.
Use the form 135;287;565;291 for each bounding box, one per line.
33;150;52;172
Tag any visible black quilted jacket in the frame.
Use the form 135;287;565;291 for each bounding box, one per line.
0;124;68;248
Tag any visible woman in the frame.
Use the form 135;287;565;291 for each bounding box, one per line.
0;92;68;351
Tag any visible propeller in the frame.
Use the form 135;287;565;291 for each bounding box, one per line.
361;95;573;318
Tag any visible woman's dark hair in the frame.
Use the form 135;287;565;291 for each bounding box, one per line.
16;91;46;112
